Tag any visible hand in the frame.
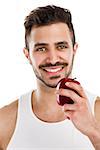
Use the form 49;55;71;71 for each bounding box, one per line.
56;81;97;136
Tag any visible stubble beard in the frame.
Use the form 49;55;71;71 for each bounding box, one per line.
32;56;74;88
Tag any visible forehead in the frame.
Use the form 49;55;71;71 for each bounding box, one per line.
29;23;72;44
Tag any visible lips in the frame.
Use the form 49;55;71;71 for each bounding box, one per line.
42;66;64;73
39;62;68;74
43;66;63;73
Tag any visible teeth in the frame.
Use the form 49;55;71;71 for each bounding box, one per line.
44;68;62;73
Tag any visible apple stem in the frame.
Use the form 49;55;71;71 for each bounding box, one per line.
73;77;77;80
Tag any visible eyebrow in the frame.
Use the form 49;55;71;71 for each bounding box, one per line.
34;43;48;48
34;41;69;48
55;41;69;46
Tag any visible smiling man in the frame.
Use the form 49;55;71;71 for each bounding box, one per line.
27;22;76;88
0;5;100;150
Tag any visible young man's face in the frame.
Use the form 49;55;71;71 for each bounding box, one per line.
24;23;78;88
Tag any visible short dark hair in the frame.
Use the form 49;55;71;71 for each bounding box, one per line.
24;5;76;50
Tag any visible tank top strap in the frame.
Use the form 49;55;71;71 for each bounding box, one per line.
18;90;33;118
85;90;97;115
7;90;33;150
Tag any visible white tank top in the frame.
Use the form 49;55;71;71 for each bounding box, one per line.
7;90;97;150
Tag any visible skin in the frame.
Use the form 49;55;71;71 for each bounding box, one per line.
0;23;100;150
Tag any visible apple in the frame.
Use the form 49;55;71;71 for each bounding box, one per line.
57;78;80;106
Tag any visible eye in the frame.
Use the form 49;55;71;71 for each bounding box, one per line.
35;47;47;52
57;45;68;50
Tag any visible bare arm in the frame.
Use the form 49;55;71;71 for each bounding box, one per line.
0;100;18;150
89;96;100;150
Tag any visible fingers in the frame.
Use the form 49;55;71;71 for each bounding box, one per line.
65;81;86;98
56;81;87;104
56;88;82;103
63;103;79;111
62;102;87;121
62;104;74;120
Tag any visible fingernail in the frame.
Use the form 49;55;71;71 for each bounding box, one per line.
65;82;70;86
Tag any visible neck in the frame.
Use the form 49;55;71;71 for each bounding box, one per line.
34;83;58;107
32;82;65;122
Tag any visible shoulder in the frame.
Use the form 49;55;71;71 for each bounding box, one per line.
0;99;18;149
94;96;100;122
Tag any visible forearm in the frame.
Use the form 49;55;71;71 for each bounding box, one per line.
90;137;100;150
88;121;100;150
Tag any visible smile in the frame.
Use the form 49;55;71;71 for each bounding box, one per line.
42;66;64;73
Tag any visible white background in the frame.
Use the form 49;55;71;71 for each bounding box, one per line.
0;0;100;107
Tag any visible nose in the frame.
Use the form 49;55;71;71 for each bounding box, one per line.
46;49;59;64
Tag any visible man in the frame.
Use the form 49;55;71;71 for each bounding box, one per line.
0;5;100;150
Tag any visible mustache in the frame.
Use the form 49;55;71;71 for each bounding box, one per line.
39;62;68;68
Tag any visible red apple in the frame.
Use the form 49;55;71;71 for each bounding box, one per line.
57;78;80;106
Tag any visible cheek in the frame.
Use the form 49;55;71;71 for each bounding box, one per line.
31;54;44;68
62;50;73;61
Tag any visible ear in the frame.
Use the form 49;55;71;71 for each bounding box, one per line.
23;48;32;64
73;43;78;55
